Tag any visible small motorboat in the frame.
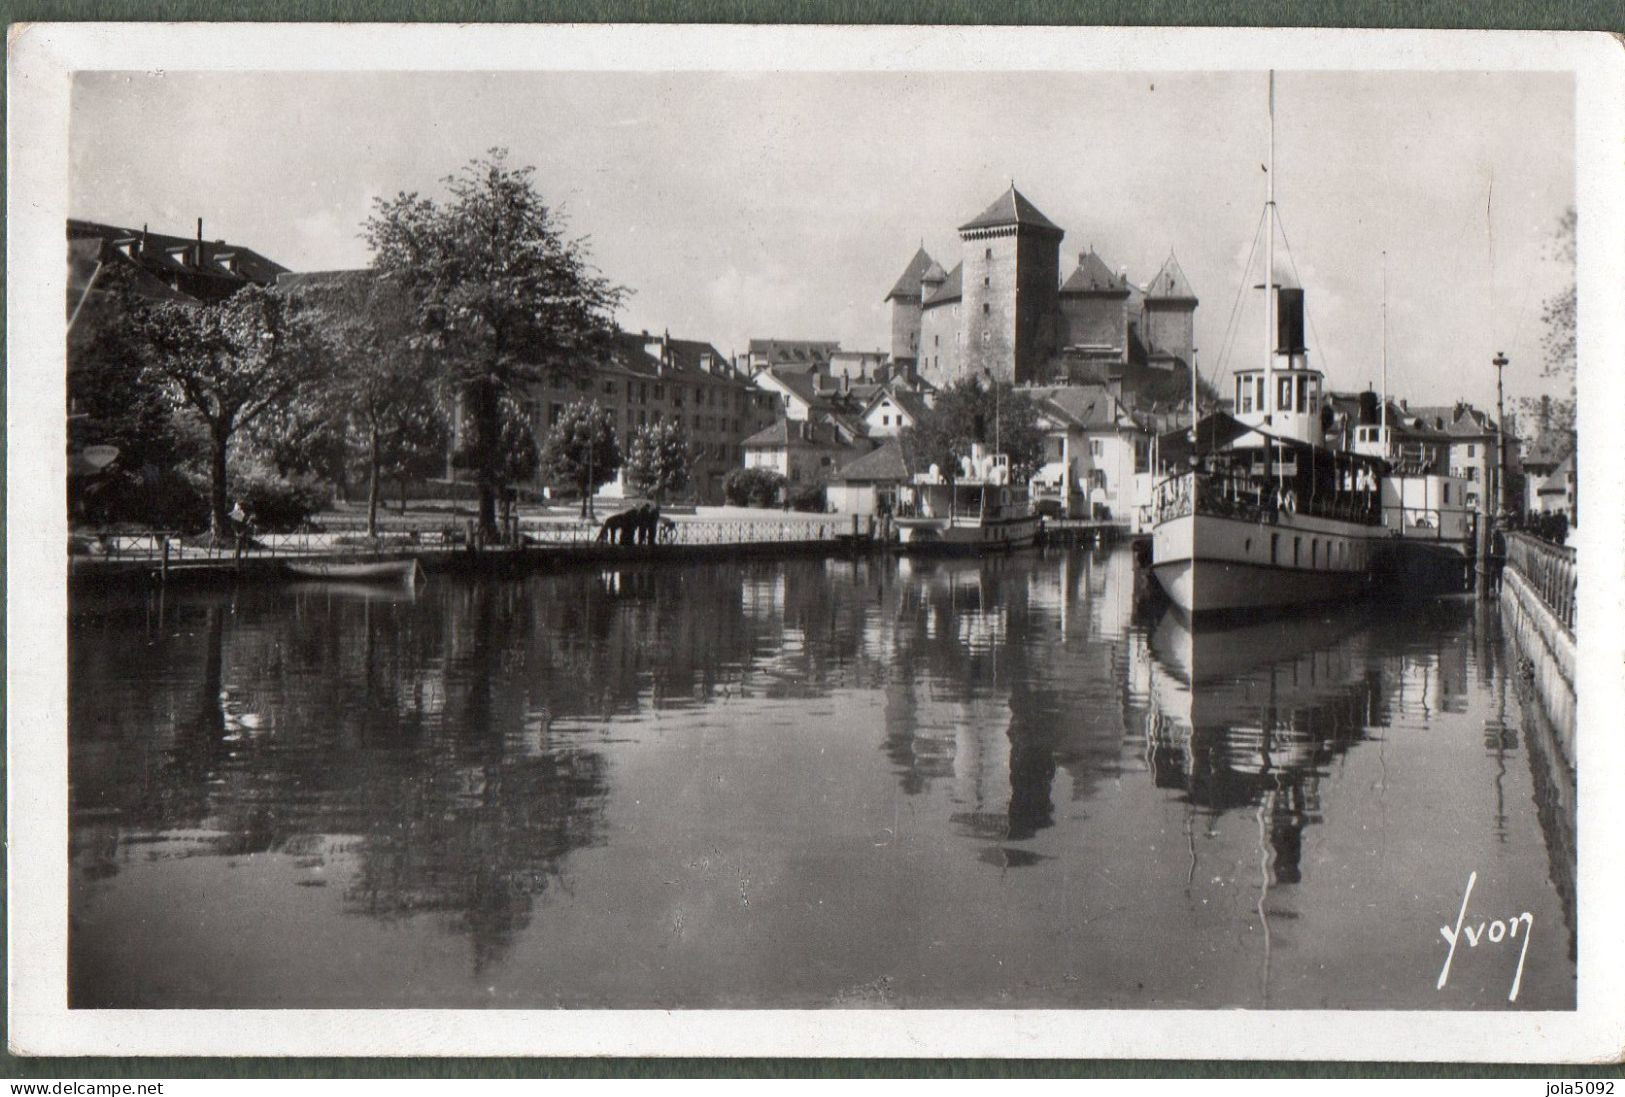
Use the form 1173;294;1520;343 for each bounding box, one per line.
283;558;424;585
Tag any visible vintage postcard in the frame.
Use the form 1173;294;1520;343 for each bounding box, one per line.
7;23;1623;1059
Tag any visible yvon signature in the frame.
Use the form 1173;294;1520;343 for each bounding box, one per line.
1437;870;1534;1002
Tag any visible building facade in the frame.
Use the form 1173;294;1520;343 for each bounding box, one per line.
530;330;782;504
885;189;1198;396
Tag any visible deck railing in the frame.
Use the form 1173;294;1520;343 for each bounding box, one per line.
1503;530;1576;635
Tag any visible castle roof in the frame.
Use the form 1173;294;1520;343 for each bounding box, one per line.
885;247;939;302
923;262;962;307
1060;249;1128;296
1145;251;1197;303
958;186;1064;237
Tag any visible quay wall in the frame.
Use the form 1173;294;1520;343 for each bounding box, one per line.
1498;565;1576;768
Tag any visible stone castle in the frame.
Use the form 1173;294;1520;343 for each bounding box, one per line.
884;186;1198;397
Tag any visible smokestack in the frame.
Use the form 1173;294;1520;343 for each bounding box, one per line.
1276;287;1306;355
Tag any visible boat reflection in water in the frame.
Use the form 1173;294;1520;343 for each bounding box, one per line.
1143;606;1380;888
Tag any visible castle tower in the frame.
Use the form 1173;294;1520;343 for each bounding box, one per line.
884;246;938;367
1058;247;1132;360
1142;251;1198;367
957;186;1064;385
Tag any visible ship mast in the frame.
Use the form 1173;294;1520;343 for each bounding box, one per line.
1265;70;1276;423
1381;250;1389;445
1265;70;1280;492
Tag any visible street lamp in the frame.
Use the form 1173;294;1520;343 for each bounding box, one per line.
1492;351;1509;520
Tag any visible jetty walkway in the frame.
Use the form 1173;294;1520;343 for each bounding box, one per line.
69;510;885;586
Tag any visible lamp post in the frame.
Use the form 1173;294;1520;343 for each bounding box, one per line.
1492;351;1509;520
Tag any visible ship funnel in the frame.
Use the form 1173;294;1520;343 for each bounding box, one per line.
1276;287;1306;355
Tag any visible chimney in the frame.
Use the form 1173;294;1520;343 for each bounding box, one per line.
196;218;204;266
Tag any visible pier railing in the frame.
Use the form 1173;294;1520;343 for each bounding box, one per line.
1504;530;1576;635
71;514;849;566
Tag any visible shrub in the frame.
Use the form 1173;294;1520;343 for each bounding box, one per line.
76;465;209;533
787;481;826;512
723;466;786;508
230;467;333;532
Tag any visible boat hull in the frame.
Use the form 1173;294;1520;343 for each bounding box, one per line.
895;514;1039;552
284;558;423;584
1151;511;1379;615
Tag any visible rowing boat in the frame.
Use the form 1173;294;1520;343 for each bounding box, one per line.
283;558;423;584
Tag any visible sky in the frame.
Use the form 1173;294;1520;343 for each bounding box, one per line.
69;69;1574;413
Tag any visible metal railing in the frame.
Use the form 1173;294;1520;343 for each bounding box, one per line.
1503;530;1576;635
72;514;847;563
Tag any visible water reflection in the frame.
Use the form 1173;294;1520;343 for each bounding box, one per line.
70;548;1575;1008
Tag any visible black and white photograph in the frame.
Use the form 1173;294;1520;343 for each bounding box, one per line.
8;23;1623;1060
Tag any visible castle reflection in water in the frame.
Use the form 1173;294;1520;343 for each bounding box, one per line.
68;547;1575;1009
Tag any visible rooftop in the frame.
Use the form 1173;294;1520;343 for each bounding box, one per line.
885;247;940;302
957;186;1064;237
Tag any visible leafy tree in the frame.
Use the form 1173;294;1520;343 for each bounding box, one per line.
623;419;692;504
1537;208;1577;524
129;284;323;539
897;377;1045;512
536;400;620;518
1540;207;1576;399
380;395;452;516
454;394;539;524
364;148;626;539
293;272;449;535
239;391;352;490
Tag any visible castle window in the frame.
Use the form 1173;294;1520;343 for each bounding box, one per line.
981;331;991;346
983;276;990;287
934;335;939;347
985;248;992;260
982;304;990;315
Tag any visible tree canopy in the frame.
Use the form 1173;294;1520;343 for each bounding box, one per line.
130;283;324;537
536;400;621;517
623;419;692;504
898;377;1046;487
364;149;626;536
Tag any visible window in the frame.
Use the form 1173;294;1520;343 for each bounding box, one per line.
934;334;940;347
604;381;616;396
1312;539;1319;568
1443;483;1451;504
1296;374;1309;411
654;384;665;400
1244;537;1252;554
549;402;564;426
639;382;648;403
985;248;992;260
981;331;991;346
984;276;990;287
1271;533;1280;564
1090;439;1103;457
1278;376;1293;412
882;414;890;426
1467;444;1476;458
982;303;990;315
1293;536;1301;566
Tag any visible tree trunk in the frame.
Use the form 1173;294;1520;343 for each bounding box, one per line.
366;428;381;538
399;478;408;515
208;423;231;541
470;379;500;540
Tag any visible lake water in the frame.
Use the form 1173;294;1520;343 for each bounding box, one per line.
69;546;1576;1009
